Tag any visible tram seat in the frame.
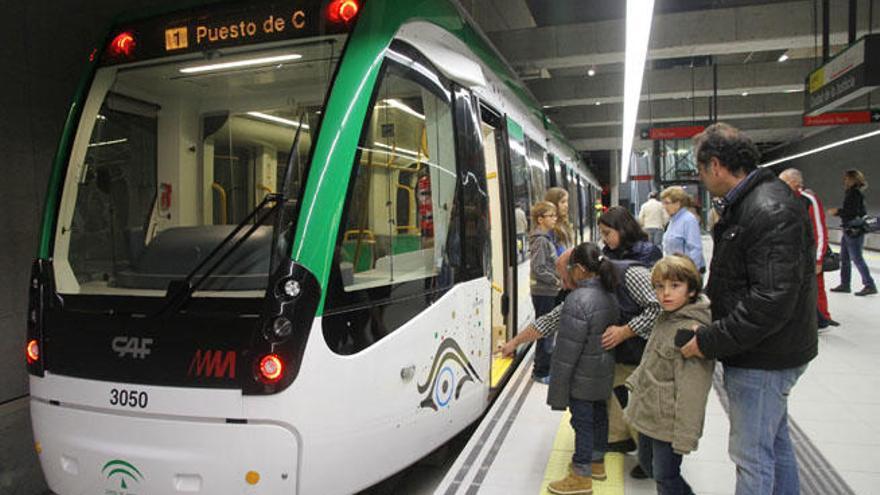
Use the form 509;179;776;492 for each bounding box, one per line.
114;225;272;290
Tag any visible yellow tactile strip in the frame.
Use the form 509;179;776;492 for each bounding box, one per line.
491;356;513;388
539;410;625;495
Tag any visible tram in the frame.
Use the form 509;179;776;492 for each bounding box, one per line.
27;0;600;493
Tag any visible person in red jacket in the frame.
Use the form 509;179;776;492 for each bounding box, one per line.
780;168;838;329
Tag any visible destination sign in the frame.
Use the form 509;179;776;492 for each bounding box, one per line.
805;34;880;116
101;1;351;66
641;125;705;140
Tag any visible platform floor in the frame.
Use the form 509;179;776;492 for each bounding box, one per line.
437;246;880;495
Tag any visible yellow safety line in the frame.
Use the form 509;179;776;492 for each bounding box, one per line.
539;410;625;495
491;357;513;388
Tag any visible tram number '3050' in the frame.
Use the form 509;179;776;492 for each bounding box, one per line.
109;388;149;409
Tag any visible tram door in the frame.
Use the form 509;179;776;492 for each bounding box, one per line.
481;107;515;387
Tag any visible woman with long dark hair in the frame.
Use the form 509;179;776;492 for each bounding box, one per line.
829;169;876;296
598;206;662;266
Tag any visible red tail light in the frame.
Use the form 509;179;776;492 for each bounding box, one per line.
327;0;360;23
109;32;136;58
26;339;40;364
258;354;284;382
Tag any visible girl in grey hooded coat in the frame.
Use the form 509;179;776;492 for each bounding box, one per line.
546;243;620;494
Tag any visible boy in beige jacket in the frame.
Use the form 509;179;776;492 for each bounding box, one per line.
624;254;714;495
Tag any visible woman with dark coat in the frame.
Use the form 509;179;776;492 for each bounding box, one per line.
598;206;663;267
829;169;876;296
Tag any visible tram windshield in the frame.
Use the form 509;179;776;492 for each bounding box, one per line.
52;37;345;297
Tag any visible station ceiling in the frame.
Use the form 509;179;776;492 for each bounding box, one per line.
462;0;880;164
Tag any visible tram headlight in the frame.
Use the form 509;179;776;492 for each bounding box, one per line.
271;317;294;339
281;279;301;299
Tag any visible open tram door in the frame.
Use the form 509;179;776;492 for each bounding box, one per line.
479;104;516;388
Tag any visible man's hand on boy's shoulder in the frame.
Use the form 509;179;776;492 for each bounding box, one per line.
680;324;706;359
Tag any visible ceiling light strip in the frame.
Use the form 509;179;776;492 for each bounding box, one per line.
621;0;656;183
760;129;880;168
180;54;302;74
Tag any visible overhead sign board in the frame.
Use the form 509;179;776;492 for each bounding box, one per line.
803;109;880;126
805;34;880;116
641;125;705;140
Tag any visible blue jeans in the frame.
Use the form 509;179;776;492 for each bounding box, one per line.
637;432;654;477
724;365;807;495
638;435;695;495
570;398;608;473
532;295;557;378
840;233;876;289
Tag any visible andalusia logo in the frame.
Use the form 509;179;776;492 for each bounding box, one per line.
102;459;144;492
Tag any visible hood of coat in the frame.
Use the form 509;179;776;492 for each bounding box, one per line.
662;294;712;326
529;229;554;243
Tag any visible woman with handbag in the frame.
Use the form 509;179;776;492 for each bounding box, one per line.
829;169;876;296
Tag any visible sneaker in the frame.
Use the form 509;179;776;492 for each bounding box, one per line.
630;464;650;479
606;438;637;453
547;472;592;495
532;375;551;385
830;285;851;293
855;286;878;296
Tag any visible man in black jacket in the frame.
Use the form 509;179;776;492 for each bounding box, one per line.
680;123;817;495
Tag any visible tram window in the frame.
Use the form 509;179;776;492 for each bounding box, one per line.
323;44;461;354
67;95;158;284
525;137;547;208
508;126;531;264
54;38;343;295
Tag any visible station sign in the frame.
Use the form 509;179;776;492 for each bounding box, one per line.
805;34;880;116
802;109;880;126
640;125;705;140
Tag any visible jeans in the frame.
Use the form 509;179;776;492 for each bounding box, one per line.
637;431;654;477
532;295;557;378
639;435;694;495
646;228;664;247
724;364;807;495
570;398;608;473
840;232;876;289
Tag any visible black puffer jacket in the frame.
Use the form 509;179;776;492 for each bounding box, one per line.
547;278;620;409
697;168;818;370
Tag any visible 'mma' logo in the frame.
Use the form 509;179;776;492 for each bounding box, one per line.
102;459;144;491
188;349;237;379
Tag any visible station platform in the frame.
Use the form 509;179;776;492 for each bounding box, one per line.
436;247;880;495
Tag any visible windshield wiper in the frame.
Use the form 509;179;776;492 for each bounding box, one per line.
155;193;282;317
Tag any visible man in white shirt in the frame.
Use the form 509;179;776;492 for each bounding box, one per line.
638;191;668;247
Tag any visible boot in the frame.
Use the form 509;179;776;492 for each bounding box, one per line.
547;472;592;495
591;462;606;481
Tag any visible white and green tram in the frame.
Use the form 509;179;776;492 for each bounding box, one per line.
27;0;601;493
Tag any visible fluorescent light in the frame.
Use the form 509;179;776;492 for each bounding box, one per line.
373;142;421;158
778;53;789;62
760;129;880;168
88;138;128;148
246;111;309;129
741;91;749;97
378;99;425;120
595;101;601;106
179;54;302;74
621;0;656;183
784;88;804;93
588;67;596;77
